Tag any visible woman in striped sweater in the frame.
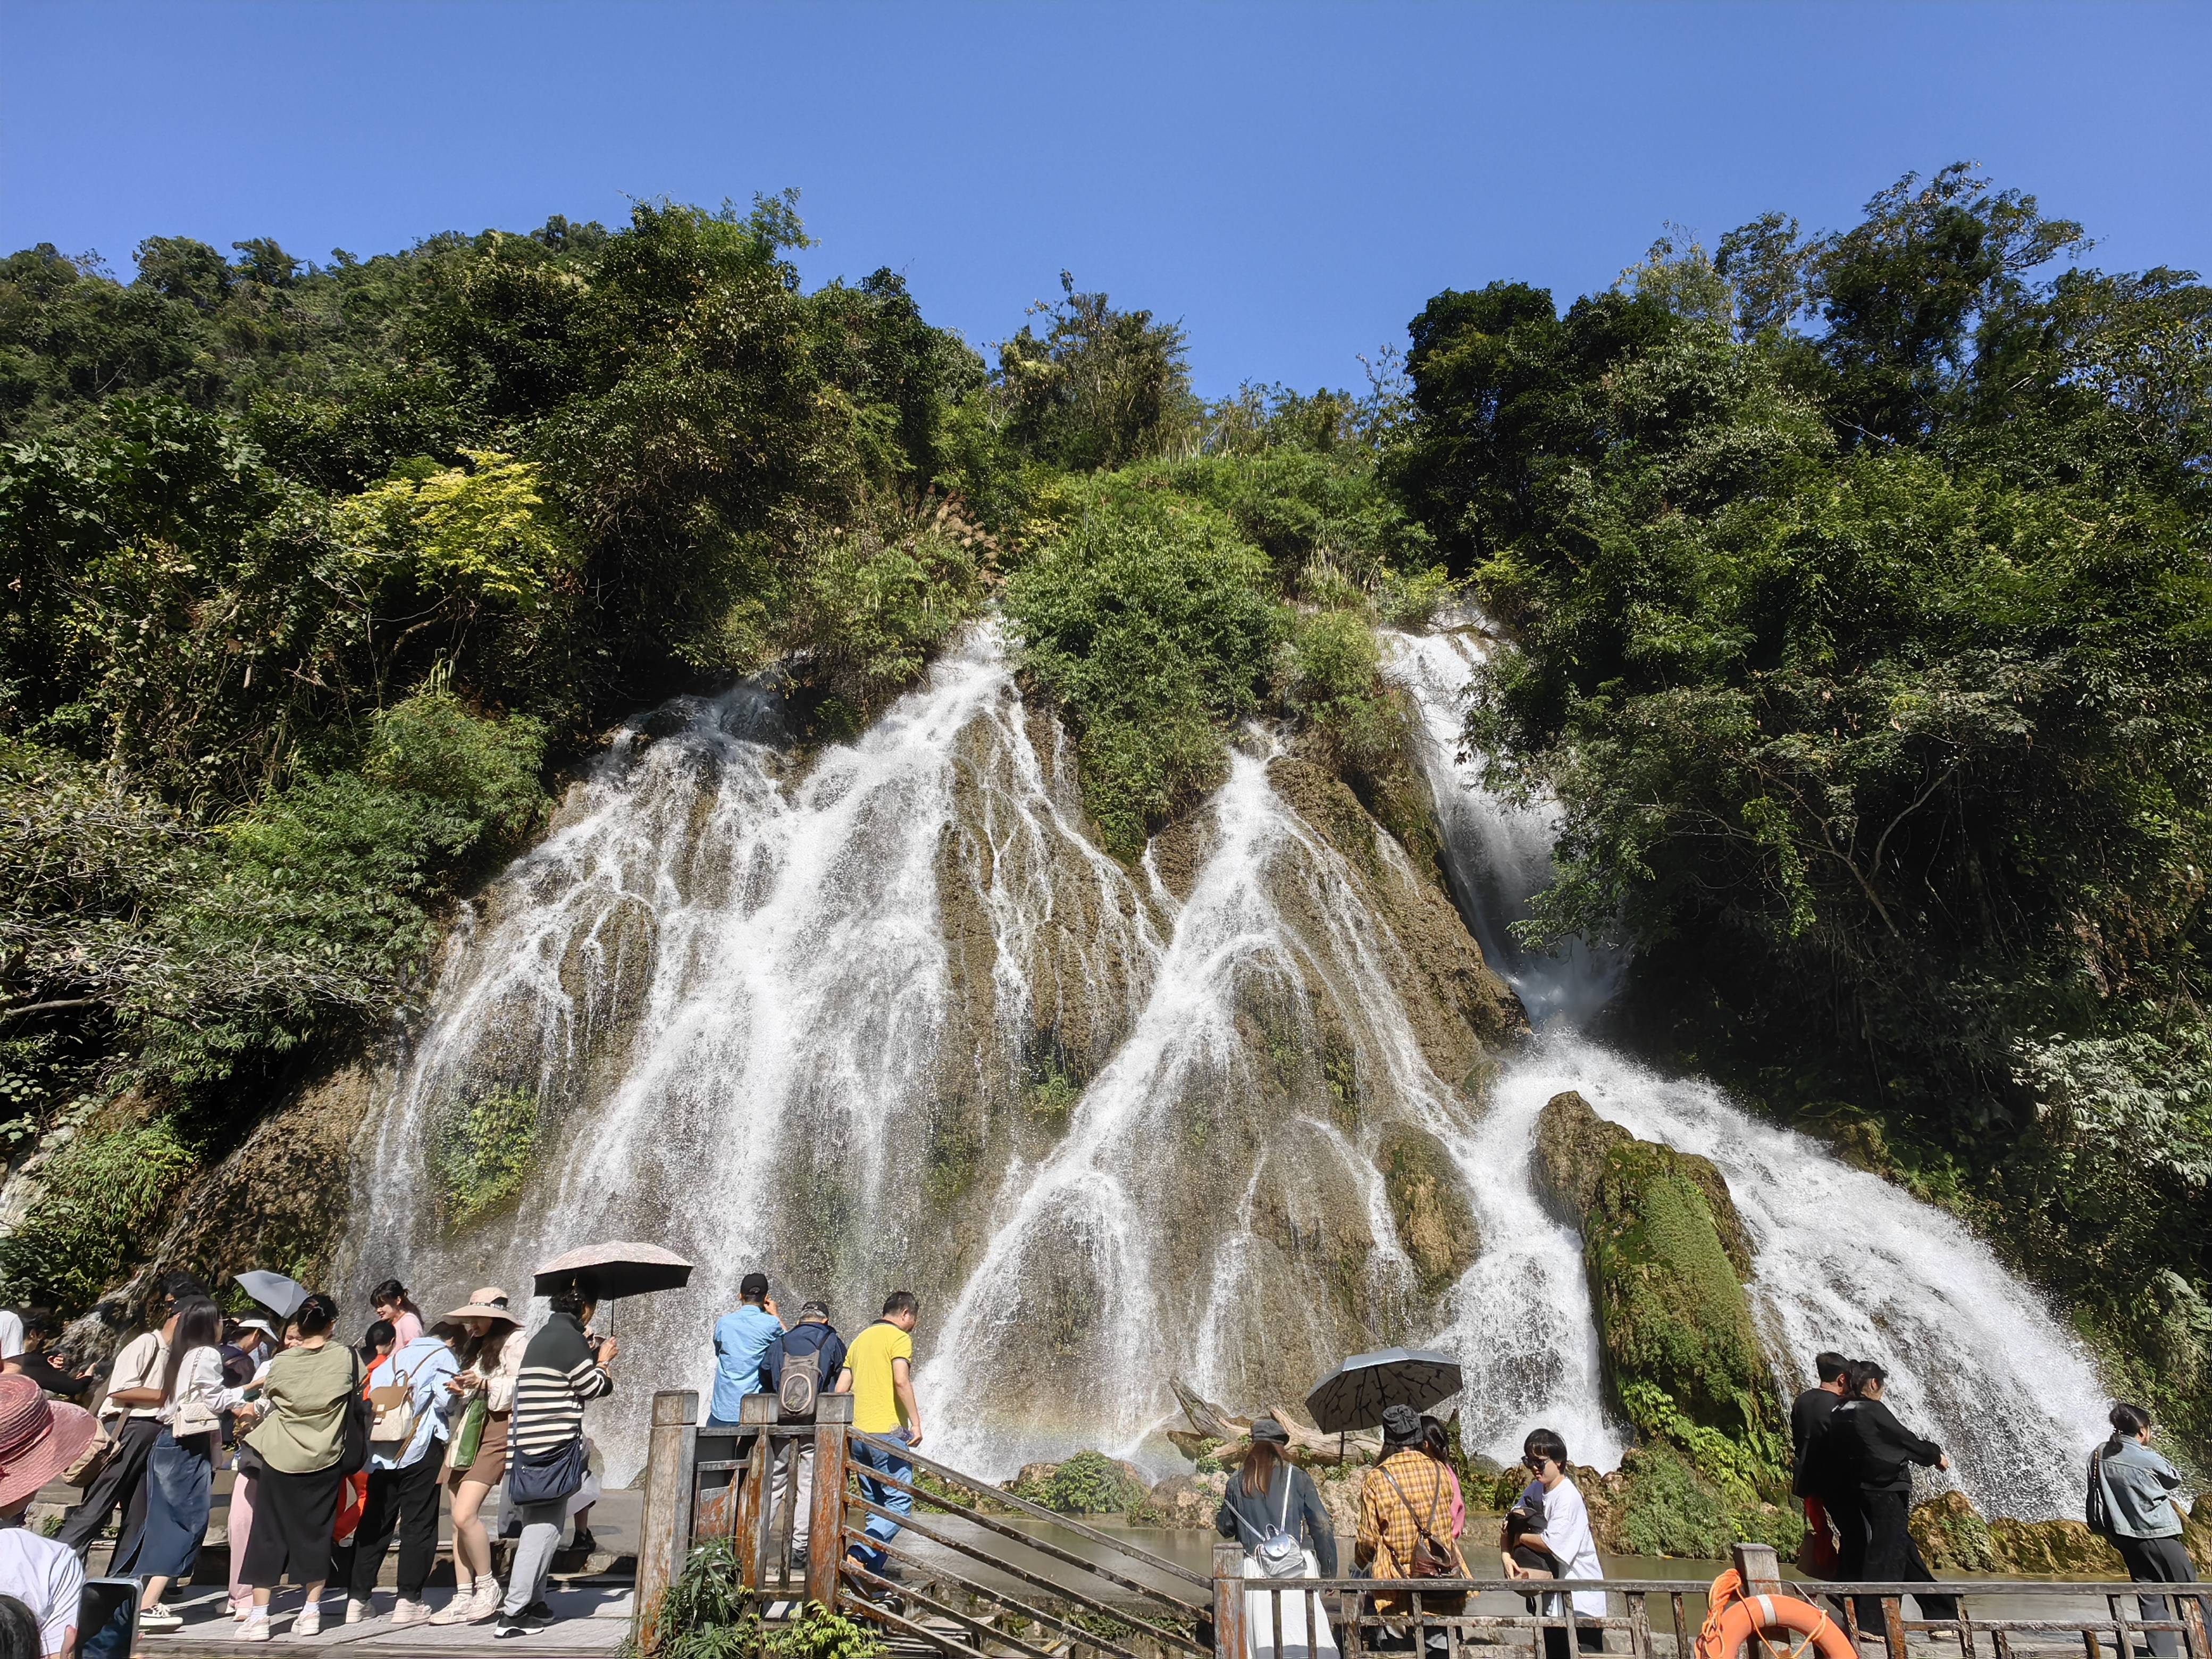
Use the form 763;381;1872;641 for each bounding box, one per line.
496;1279;615;1639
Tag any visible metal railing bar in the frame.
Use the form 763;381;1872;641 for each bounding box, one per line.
843;1491;1208;1656
847;1462;1210;1616
850;1431;1213;1590
840;1565;993;1659
870;1532;1149;1659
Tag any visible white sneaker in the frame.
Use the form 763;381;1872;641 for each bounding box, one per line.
241;1613;272;1644
471;1580;504;1623
295;1602;323;1636
392;1599;430;1627
231;1603;253;1621
345;1596;372;1626
139;1606;184;1632
429;1583;477;1627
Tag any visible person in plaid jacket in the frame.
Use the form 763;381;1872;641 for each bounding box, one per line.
1356;1405;1468;1618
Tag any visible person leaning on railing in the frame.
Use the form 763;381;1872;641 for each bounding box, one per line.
1356;1405;1467;1630
2090;1402;2203;1659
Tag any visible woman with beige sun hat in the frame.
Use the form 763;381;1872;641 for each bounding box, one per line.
0;1373;99;1658
430;1289;523;1626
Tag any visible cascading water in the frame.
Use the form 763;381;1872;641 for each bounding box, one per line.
1381;622;2111;1521
342;611;2110;1519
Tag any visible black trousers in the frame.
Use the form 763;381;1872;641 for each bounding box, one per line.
56;1417;159;1559
2115;1534;2203;1659
1820;1487;1868;1581
1544;1628;1607;1659
1854;1489;1958;1626
348;1456;443;1602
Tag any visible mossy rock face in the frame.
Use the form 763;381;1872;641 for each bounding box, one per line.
1532;1091;1631;1226
1378;1125;1481;1293
1986;1517;2126;1576
1909;1490;1999;1573
2186;1498;2211;1574
1616;1442;1807;1559
1587;1135;1774;1444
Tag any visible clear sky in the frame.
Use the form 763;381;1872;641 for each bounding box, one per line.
5;1;2208;396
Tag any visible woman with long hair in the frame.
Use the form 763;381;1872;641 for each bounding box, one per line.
1215;1419;1337;1658
429;1291;522;1626
232;1293;358;1643
111;1296;222;1630
2091;1403;2202;1658
1833;1361;1956;1627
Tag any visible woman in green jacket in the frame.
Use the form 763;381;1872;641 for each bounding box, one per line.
231;1294;357;1644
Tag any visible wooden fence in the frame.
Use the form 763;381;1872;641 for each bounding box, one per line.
634;1394;2212;1659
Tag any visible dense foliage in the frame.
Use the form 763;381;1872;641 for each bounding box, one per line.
1393;165;2212;1442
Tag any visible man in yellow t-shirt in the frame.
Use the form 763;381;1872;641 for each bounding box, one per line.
843;1291;922;1576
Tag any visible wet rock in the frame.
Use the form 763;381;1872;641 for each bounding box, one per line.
1379;1126;1481;1294
1985;1516;2125;1576
2185;1496;2211;1574
1908;1489;1998;1573
1531;1091;1630;1226
1144;1473;1225;1529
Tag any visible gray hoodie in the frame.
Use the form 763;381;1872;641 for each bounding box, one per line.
2092;1437;2185;1539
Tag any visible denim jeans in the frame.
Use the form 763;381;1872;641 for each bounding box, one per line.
847;1428;912;1571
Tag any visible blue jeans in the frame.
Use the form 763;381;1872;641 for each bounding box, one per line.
847;1428;911;1571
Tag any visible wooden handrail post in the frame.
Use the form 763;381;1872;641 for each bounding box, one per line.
1214;1541;1246;1659
733;1393;777;1589
807;1395;854;1609
633;1389;699;1649
1731;1542;1781;1598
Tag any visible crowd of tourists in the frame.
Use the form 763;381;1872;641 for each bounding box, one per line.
0;1269;615;1648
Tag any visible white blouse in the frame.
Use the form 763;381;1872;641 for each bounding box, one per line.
158;1346;228;1437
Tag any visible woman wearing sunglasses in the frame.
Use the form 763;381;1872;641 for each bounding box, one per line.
1501;1430;1605;1659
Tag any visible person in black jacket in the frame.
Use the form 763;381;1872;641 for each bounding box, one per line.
1790;1351;1852;1575
1834;1362;1957;1625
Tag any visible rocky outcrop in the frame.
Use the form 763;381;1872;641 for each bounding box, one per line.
1907;1489;2132;1576
1532;1090;1779;1466
1378;1126;1481;1294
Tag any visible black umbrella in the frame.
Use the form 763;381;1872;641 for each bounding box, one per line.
1305;1346;1463;1434
531;1242;693;1302
233;1270;310;1320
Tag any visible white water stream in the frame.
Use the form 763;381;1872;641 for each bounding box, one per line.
343;617;2109;1519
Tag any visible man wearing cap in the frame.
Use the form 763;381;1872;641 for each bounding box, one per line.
0;1373;98;1657
706;1273;784;1431
760;1301;851;1569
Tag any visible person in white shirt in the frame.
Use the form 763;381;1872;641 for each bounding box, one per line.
54;1271;207;1558
0;1373;99;1658
111;1298;227;1630
1504;1428;1607;1659
0;1308;24;1362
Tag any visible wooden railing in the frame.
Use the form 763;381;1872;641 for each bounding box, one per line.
635;1398;2211;1659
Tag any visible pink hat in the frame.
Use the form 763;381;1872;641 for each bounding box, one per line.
0;1373;98;1510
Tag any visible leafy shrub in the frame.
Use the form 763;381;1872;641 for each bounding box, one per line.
1041;1451;1146;1515
364;686;549;849
646;1535;884;1659
1006;482;1281;857
431;1086;541;1231
1619;1442;1733;1558
0;1119;197;1312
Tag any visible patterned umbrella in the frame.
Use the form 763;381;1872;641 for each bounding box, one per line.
531;1242;693;1301
1304;1346;1463;1433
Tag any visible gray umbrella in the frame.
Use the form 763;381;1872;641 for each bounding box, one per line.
531;1242;693;1302
1304;1346;1464;1433
233;1270;309;1320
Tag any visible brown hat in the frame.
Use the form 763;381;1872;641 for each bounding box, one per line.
0;1373;98;1510
443;1288;521;1325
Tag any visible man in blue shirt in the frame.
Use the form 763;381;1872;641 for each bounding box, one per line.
706;1273;783;1429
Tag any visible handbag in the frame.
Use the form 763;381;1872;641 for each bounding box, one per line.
63;1417;117;1487
507;1435;585;1507
338;1356;373;1477
448;1393;488;1472
1378;1463;1456;1578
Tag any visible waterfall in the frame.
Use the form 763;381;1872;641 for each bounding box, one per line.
1381;622;2111;1521
341;613;2110;1520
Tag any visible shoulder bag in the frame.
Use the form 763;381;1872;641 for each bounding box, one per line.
507;1435;585;1507
338;1354;374;1476
367;1360;418;1446
1379;1462;1456;1578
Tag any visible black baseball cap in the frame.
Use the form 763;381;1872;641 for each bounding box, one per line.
741;1272;770;1298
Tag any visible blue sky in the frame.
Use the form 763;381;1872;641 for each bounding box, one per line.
5;1;2208;396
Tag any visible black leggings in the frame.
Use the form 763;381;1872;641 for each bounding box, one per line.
348;1456;443;1602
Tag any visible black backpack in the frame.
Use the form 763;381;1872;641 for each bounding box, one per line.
338;1353;374;1477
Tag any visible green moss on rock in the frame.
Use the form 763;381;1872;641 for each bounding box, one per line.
1378;1125;1481;1293
1908;1491;1999;1573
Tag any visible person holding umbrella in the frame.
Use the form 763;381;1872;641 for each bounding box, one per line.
1356;1405;1467;1632
498;1273;617;1639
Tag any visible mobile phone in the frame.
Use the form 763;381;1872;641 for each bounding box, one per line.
74;1577;137;1659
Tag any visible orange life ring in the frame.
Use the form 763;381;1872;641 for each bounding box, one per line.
1694;1570;1856;1659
